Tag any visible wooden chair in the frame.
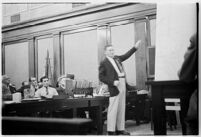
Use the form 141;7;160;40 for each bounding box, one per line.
165;98;180;130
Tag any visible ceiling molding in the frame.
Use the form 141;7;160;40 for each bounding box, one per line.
2;3;133;32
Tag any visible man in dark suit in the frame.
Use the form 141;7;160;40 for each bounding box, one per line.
99;40;141;135
178;33;198;135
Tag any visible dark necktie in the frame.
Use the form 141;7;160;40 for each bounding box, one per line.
46;87;49;95
114;59;124;73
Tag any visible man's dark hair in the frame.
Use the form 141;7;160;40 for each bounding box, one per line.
104;44;113;51
22;81;27;86
40;76;49;82
29;77;36;82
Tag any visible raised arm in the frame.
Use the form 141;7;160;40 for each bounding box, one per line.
118;40;141;62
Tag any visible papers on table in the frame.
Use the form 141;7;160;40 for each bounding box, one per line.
3;101;15;104
75;79;91;89
73;94;85;98
137;90;149;95
22;97;41;101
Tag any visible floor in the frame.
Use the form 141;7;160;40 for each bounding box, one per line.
98;120;182;136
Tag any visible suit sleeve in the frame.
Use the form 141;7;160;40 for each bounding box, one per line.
178;34;198;83
99;62;114;86
118;46;137;62
34;90;41;98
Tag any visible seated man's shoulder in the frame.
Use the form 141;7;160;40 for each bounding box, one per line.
49;86;57;91
56;87;64;91
2;83;8;90
36;87;43;92
22;85;31;90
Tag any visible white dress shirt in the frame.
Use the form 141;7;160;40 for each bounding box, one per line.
106;56;125;77
35;86;58;98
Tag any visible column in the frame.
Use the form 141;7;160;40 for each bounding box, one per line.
97;25;111;64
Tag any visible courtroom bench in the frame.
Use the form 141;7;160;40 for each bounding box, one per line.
2;116;92;135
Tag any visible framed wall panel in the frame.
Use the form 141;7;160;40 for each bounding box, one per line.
5;41;29;89
63;29;98;86
110;23;136;86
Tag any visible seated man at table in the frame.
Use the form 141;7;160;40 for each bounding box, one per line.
17;77;39;99
2;75;16;101
29;77;40;90
17;81;29;98
56;75;75;97
2;75;12;101
35;76;58;99
56;75;68;96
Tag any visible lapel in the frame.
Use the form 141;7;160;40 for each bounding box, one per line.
105;57;117;73
113;56;122;66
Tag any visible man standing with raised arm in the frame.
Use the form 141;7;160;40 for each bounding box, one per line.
99;40;141;135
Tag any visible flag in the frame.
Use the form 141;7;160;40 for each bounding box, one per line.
45;50;53;86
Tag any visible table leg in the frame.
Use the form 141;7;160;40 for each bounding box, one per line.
73;108;77;118
152;86;166;135
96;105;103;135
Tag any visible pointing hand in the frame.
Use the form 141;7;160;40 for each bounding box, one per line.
134;40;142;49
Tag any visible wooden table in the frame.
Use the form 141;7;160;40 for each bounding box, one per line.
2;96;109;135
146;80;195;135
62;97;109;134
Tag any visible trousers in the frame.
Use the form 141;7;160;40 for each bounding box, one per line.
107;78;126;131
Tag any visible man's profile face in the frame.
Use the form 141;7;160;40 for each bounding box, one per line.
105;46;115;58
42;78;49;87
59;78;67;89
